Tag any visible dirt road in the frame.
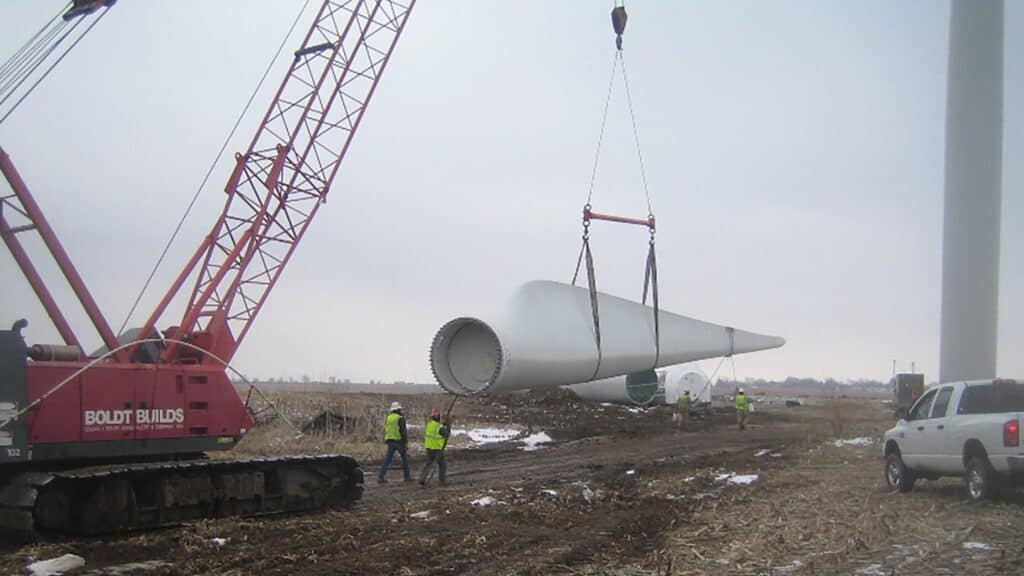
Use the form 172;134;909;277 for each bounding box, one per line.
2;393;1021;575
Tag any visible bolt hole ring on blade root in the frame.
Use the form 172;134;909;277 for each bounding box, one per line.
431;318;502;395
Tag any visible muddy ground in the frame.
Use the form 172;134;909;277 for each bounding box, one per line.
2;390;1022;575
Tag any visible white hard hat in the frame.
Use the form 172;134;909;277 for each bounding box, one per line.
390;401;402;412
738;388;745;393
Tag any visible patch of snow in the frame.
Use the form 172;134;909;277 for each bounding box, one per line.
581;486;595;503
600;402;614;407
28;554;85;576
833;437;874;448
520;431;553;451
210;538;229;547
451;427;522;444
625;469;636;475
712;472;758;485
773;560;804;575
771;453;784;458
684;476;696;483
540;489;558;497
99;560;172;575
410;511;432;520
962;541;991;550
854;564;887;576
471;496;496;507
626;407;645;414
754;449;772;457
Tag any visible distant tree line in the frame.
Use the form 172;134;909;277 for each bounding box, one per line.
714;377;892;391
230;375;419;386
232;375;899;390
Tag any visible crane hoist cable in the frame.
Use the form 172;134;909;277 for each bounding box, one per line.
572;2;660;380
0;5;69;86
0;1;114;85
0;20;79;110
0;2;114;126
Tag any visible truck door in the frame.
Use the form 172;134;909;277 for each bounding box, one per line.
921;386;955;472
901;388;938;469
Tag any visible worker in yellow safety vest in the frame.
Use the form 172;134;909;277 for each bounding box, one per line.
377;401;411;483
676;390;691;429
735;388;750;430
418;406;452;487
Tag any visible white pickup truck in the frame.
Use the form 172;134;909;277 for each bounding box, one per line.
883;379;1023;501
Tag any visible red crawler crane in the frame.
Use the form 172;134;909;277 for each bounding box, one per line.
0;0;414;537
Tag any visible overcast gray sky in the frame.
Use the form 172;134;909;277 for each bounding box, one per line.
0;1;1020;384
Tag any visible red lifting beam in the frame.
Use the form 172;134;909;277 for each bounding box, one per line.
583;205;655;231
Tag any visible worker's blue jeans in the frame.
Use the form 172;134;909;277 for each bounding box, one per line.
419;448;447;485
378;440;411;480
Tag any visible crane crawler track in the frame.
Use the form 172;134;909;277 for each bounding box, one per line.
0;454;363;538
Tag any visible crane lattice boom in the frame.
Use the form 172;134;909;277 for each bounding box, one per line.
148;0;414;362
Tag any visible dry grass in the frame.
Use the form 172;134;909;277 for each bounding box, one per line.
824;399;846;437
226;389;453;462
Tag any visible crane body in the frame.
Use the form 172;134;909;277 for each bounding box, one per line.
0;0;414;537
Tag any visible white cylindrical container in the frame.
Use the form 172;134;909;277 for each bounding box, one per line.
565;370;660;406
662;364;711;405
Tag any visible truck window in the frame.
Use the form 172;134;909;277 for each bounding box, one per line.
908;388;937;420
930;387;953;418
957;382;1024;414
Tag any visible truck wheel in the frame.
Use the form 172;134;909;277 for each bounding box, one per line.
965;456;998;502
885;452;915;493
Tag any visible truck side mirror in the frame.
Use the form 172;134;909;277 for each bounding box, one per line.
895;407;909;420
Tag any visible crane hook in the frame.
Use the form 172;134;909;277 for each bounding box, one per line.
611;5;628;51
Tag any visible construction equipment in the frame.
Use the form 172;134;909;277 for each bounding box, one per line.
892;373;925;411
0;0;414;537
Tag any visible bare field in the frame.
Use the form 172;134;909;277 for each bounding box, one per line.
2;389;1022;575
